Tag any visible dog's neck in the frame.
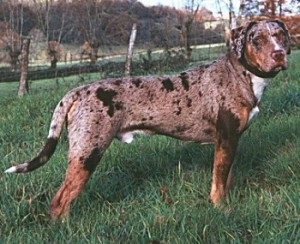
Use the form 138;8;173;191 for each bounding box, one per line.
228;52;270;103
239;55;279;79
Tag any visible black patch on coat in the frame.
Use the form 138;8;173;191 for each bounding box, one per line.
51;125;57;130
186;97;192;107
203;128;214;136
83;148;101;172
175;125;188;132
132;78;142;88
115;101;123;111
59;101;64;107
96;88;118;117
175;107;182;115
179;72;189;91
114;79;122;86
218;79;224;86
148;91;155;101
162;78;174;92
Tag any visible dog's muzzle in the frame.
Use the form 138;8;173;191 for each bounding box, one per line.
269;49;288;73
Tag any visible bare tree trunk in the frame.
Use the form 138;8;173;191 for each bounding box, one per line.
184;22;193;61
18;38;30;97
48;41;61;69
89;47;98;65
8;46;21;71
181;1;199;62
124;23;137;76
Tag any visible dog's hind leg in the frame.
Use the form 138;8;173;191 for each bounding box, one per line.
49;112;118;220
49;140;115;220
49;156;95;220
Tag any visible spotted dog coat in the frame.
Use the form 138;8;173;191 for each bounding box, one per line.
5;20;290;219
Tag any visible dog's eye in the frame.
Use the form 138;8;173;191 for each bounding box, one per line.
272;32;280;39
272;31;284;42
252;36;263;46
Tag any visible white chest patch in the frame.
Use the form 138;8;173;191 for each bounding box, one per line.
251;74;270;102
248;106;259;125
247;74;270;125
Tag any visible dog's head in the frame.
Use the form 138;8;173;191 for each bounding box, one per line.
231;19;291;78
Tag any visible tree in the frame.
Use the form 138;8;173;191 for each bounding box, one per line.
48;40;62;69
79;39;100;64
0;21;21;70
124;23;137;76
0;2;35;71
239;0;293;17
18;38;30;97
178;0;200;61
291;0;300;12
30;0;67;68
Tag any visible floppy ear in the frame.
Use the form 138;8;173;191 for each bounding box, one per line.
272;19;291;54
231;21;257;59
231;26;246;59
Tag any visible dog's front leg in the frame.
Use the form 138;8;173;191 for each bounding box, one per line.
209;137;238;206
209;108;241;206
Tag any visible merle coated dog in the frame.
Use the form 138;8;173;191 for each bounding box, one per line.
5;19;291;219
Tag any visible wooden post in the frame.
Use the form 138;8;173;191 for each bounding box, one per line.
124;23;137;76
18;38;30;97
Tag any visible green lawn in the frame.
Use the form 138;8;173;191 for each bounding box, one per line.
0;50;299;243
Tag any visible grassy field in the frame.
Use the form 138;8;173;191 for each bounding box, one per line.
0;50;300;243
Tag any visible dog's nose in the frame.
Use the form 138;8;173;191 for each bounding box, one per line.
272;50;285;61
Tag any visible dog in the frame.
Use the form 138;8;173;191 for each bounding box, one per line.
5;20;290;220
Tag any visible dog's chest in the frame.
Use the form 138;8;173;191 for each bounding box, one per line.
251;75;270;102
247;74;269;124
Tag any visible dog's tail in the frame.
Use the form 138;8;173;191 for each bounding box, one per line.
5;88;80;174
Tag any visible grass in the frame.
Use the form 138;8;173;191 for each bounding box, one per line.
0;50;300;243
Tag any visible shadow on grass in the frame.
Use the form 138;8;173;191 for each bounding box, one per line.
83;138;214;203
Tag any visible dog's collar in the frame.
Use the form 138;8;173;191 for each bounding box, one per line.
239;56;279;79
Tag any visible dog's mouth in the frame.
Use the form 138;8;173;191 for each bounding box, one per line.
260;65;285;78
271;64;286;72
251;62;287;78
268;60;288;73
258;56;288;77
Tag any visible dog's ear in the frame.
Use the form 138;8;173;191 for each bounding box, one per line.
231;26;245;59
231;21;257;59
271;19;291;54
